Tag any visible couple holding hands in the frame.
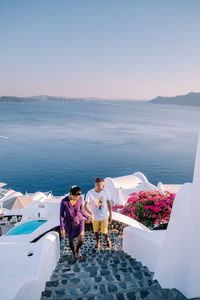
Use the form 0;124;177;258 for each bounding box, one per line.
60;177;112;260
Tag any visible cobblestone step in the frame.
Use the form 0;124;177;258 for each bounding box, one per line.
41;231;192;300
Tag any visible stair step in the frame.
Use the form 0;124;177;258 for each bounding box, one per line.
41;231;189;300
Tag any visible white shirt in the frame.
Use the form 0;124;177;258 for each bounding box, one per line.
85;188;110;221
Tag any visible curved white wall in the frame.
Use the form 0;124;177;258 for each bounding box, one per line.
155;130;200;298
105;172;157;205
0;231;60;300
154;183;191;293
112;211;150;232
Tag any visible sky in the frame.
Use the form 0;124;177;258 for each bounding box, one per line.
0;0;200;99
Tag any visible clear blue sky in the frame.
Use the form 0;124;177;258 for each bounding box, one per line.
0;0;200;99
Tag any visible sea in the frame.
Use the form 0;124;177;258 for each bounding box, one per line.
0;99;200;195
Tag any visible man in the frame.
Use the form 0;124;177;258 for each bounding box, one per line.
84;177;112;250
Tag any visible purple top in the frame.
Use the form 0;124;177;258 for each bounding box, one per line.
60;196;89;241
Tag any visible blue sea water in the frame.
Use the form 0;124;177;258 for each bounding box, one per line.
0;99;200;195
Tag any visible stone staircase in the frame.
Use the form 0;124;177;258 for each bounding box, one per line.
41;231;190;300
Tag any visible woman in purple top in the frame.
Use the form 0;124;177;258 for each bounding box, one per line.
60;186;93;259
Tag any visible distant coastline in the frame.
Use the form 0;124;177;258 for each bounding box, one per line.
0;96;90;102
149;92;200;106
0;95;140;102
1;92;200;106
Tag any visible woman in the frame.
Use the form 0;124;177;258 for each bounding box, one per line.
60;185;93;259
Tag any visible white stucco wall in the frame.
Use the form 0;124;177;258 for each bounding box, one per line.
105;172;158;205
112;211;150;231
154;183;192;292
0;231;60;300
154;130;200;298
112;211;165;271
123;226;165;271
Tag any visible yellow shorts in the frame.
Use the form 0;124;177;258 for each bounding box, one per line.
93;218;108;234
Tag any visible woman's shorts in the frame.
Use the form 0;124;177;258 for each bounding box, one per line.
93;218;108;234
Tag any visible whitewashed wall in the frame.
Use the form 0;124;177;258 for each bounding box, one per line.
155;131;200;298
0;231;60;300
122;130;200;298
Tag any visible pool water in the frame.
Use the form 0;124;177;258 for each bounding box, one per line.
6;220;47;236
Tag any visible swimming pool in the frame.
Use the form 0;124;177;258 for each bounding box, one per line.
6;220;47;236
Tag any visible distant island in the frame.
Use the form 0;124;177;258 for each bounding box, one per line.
0;95;97;102
149;92;200;106
1;92;200;106
0;96;37;102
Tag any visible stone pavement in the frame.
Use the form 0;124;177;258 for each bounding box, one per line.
41;231;196;300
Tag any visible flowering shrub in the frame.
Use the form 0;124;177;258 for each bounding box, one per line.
112;204;124;213
112;190;176;229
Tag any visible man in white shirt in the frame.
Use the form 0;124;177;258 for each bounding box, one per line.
84;177;112;250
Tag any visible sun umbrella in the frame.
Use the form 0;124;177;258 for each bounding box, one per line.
3;195;33;210
0;183;7;188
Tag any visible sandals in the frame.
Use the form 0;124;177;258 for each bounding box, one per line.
93;244;100;251
93;240;111;250
75;251;83;260
106;239;111;248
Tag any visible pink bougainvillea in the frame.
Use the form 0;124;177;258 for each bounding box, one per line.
112;190;176;229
